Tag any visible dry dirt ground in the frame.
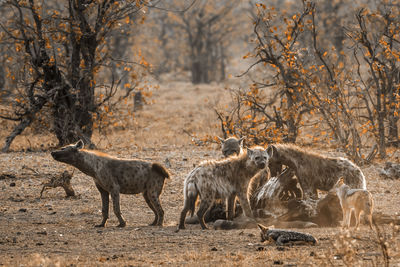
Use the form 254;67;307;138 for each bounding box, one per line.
0;80;400;266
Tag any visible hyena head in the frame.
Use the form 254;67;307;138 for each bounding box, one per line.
246;146;272;170
51;140;84;165
218;136;245;157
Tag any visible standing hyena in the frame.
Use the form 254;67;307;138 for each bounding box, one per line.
178;146;272;230
267;144;367;198
51;140;170;227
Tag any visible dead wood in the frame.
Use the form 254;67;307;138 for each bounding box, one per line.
40;171;75;198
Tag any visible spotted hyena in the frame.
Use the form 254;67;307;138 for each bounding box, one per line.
267;144;367;198
51;140;170;227
178;146;272;230
217;136;245;157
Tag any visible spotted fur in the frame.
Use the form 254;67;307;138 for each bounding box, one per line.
178;146;272;230
267;144;367;198
51;140;169;227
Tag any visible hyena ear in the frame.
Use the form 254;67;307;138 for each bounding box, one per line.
75;140;84;149
217;136;225;143
238;136;246;145
266;145;276;158
247;147;253;156
257;224;268;233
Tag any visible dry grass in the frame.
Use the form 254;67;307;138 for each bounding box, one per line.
0;79;399;266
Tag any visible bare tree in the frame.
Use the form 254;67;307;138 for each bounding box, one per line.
0;0;147;151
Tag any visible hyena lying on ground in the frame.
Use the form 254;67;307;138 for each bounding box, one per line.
331;177;374;229
178;146;272;230
51;140;170;227
267;144;367;198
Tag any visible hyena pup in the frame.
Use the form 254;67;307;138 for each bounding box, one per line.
51;140;170;227
267;144;367;198
178;146;272;230
331;177;374;229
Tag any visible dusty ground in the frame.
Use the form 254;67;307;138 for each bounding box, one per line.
0;80;400;266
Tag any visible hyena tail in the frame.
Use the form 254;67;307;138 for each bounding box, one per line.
186;181;198;217
152;163;170;179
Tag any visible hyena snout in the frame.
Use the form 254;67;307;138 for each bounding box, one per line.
51;151;63;161
254;156;268;169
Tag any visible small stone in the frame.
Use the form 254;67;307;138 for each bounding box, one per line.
18;208;27;212
273;260;283;265
36;242;44;246
211;247;218;251
10;182;16;187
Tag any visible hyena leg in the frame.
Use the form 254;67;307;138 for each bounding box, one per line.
110;189;126;227
146;190;164;226
178;199;192;230
237;192;252;218
227;193;236;221
197;198;213;230
143;191;158;226
95;184;110;227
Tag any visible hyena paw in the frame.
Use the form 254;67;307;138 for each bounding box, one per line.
117;221;126;228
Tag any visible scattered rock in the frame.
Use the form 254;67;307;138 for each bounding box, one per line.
257;246;266;251
10;182;16;187
210;247;218;251
18;208;27;212
8;197;23;202
37;231;47;235
276;247;285;251
0;174;16;180
273;260;283;265
164;158;171;168
36;242;44;246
